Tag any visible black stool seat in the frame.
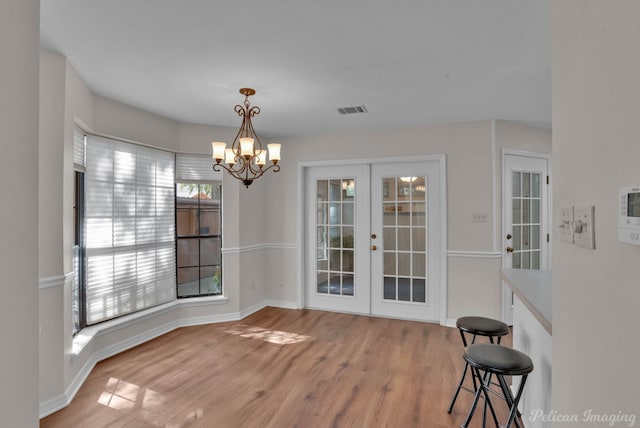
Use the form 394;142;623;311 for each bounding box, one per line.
465;343;533;376
461;344;534;428
447;316;510;415
456;316;510;337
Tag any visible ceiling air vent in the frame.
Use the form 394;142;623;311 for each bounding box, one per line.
337;105;368;115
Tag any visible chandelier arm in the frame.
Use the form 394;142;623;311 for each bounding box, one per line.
249;163;281;182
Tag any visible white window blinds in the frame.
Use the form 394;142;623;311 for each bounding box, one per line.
176;153;222;182
73;126;86;170
84;135;176;324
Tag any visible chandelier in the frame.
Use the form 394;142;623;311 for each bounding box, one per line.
211;88;281;188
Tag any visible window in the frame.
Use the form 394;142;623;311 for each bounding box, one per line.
175;153;224;297
84;135;176;325
72;126;86;334
176;183;222;297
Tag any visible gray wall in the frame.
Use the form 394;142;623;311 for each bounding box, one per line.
552;0;640;420
0;1;40;426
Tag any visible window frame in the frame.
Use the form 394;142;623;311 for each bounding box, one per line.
175;182;223;298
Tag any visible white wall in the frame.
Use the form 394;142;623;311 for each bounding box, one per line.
0;1;40;426
552;0;640;420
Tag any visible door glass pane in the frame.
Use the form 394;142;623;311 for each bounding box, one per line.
513;252;521;268
522;252;531;269
329;203;341;225
511;170;543;271
412;203;425;226
383;277;396;300
412;279;426;303
412;228;426;251
342;250;354;272
512;172;521;197
342;203;354;224
397;253;410;276
316;177;356;296
317;180;328;202
316;226;327;259
532;174;540;197
513;200;521;225
317;272;328;293
412;253;425;277
383;227;396;251
384;252;396;275
383;178;395;202
531;226;540;250
342;274;354;296
532;251;540;269
522;226;530;250
380;175;427;304
329;180;341;202
531;199;540;223
398;278;411;301
412;177;426;201
342;226;354;248
522;173;531;197
383;204;396;225
513;226;521;250
397;228;410;251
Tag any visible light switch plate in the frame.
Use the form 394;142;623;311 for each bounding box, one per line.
574;205;595;249
559;207;574;243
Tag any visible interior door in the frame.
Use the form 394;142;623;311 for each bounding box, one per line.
502;153;549;323
371;162;442;322
305;161;442;322
306;165;370;314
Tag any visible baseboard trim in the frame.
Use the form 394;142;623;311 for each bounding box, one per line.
444;318;458;328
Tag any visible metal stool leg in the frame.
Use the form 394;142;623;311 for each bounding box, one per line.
460;367;484;428
503;374;529;428
460;367;500;428
496;374;523;428
449;331;484;413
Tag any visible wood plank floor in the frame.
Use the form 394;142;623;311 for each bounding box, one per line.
41;307;516;428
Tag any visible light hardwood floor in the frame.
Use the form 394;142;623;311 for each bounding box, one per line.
41;307;515;428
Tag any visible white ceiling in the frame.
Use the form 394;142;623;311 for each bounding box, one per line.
40;1;551;139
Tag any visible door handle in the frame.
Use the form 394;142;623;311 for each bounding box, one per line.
506;246;514;253
371;245;377;251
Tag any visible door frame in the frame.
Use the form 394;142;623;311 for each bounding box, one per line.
500;149;552;323
297;155;448;325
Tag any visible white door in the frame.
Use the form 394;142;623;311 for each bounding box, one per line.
306;165;371;314
502;153;549;323
305;161;442;322
371;162;442;321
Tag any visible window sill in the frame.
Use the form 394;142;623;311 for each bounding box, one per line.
71;295;229;356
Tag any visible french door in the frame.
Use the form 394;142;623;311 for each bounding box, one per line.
305;160;443;322
501;153;550;323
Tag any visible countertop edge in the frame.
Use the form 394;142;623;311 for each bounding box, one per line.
500;269;552;336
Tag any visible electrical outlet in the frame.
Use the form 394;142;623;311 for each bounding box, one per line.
574;205;595;249
559;207;574;243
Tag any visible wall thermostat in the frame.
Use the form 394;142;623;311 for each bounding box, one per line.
618;186;640;245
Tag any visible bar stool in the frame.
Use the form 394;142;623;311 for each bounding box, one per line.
461;343;533;428
447;316;510;414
